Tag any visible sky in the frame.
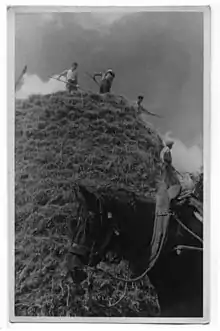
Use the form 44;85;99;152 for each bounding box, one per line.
15;10;203;173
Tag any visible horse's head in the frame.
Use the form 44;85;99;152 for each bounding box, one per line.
67;185;116;283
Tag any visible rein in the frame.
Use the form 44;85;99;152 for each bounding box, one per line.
94;240;164;283
87;268;129;308
84;240;129;309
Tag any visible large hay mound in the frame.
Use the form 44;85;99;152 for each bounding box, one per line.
15;90;164;317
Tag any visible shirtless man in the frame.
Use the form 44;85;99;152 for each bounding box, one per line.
93;69;115;94
135;95;162;118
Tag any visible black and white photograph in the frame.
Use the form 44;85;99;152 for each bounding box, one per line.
9;6;210;323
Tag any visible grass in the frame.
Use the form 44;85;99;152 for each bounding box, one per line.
15;90;166;317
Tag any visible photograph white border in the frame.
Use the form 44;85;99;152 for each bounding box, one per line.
7;4;211;325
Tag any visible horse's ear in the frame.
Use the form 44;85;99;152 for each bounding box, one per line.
78;185;100;213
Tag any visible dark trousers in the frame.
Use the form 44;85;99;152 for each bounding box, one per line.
66;79;77;93
99;80;111;94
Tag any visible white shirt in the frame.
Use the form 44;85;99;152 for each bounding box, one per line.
160;146;170;163
66;69;78;82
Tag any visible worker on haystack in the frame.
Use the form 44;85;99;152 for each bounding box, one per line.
135;95;162;118
149;140;181;264
160;140;181;201
93;69;115;94
137;95;144;108
135;95;144;114
57;62;79;93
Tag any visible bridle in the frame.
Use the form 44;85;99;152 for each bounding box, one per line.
69;200;118;263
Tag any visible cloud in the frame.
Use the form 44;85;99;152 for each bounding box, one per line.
16;74;65;99
163;131;202;174
73;12;126;34
41;13;55;23
40;13;63;29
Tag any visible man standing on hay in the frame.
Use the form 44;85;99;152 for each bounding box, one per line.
92;69;115;94
149;140;181;265
57;62;79;93
160;140;181;200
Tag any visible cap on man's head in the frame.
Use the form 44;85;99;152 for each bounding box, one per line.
106;69;115;77
165;140;174;148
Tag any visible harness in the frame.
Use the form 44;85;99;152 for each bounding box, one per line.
69;193;203;308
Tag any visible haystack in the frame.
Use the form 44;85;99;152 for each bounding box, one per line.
15;90;165;317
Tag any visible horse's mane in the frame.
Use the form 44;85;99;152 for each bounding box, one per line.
76;183;156;208
76;183;201;214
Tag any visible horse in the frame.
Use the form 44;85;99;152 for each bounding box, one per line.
66;184;203;317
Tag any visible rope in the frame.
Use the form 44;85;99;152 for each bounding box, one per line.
108;283;128;307
94;232;166;284
96;280;128;308
86;261;128;308
172;213;203;244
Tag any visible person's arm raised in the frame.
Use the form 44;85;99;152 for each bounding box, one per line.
57;69;68;79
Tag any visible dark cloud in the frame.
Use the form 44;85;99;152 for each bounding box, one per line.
15;11;203;146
